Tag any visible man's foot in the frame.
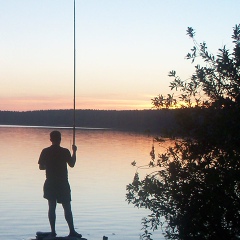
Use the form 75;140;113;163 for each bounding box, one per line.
68;230;82;238
44;232;57;239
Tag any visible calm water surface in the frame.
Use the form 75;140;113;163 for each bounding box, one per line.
0;126;166;240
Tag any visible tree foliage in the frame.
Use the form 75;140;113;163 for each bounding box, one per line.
126;25;240;240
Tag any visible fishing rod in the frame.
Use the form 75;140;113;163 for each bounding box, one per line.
73;0;76;146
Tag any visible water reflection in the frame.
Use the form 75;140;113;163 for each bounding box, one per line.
0;126;164;240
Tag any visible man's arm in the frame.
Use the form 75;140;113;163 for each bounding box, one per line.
68;145;77;168
38;149;46;170
39;164;46;170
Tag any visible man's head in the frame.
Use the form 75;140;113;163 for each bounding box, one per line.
50;130;61;144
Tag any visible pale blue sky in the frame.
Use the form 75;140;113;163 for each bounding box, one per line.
1;0;239;110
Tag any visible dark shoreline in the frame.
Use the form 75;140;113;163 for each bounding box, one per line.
0;109;177;134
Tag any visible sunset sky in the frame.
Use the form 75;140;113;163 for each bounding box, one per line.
1;0;239;111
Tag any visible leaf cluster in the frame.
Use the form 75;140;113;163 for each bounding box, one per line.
127;25;240;240
127;135;240;239
152;24;240;110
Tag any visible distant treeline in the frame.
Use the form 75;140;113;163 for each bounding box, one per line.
0;109;178;134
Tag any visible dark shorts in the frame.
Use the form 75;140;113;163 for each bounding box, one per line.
43;179;71;203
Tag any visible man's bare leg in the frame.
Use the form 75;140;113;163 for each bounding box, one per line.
62;202;82;237
48;200;57;236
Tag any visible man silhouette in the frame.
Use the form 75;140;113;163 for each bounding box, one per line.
38;130;82;238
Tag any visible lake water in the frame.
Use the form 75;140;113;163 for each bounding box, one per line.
0;126;166;240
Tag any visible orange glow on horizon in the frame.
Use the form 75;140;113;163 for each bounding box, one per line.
0;96;153;111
